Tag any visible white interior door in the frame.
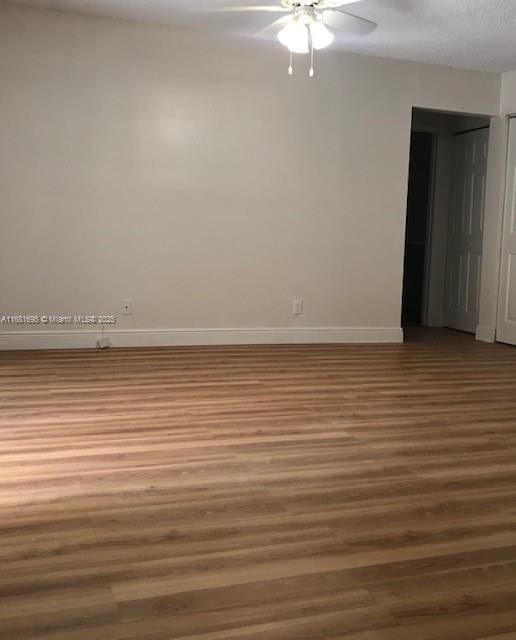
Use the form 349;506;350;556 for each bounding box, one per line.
497;118;516;345
444;128;488;333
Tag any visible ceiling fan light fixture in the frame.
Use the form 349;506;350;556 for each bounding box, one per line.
277;19;309;54
309;20;334;50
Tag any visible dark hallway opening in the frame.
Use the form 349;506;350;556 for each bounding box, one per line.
402;131;433;327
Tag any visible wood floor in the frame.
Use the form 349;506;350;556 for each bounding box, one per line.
2;329;516;639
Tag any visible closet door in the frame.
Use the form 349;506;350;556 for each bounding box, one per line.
497;118;516;345
444;128;489;333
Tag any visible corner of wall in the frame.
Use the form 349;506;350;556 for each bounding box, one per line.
500;69;516;115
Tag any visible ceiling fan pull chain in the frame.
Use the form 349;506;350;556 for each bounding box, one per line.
288;50;294;75
309;34;315;77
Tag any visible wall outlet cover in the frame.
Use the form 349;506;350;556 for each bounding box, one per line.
121;299;133;315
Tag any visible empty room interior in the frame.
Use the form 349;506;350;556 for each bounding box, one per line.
4;1;516;638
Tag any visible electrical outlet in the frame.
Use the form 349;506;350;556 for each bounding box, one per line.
121;299;133;315
292;299;303;316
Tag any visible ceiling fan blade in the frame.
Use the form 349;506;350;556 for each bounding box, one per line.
322;9;377;36
321;0;365;6
190;5;289;13
256;15;292;37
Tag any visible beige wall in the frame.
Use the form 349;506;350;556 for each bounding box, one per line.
0;5;501;348
501;70;516;114
476;68;516;343
477;116;509;343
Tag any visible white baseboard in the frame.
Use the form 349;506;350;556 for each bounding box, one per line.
0;326;404;351
475;325;496;343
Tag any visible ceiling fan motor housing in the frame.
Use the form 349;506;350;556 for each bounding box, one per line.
283;0;319;7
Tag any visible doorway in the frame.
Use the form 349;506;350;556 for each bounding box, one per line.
402;108;491;333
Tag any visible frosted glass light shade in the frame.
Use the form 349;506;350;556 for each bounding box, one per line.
278;20;310;54
309;21;334;50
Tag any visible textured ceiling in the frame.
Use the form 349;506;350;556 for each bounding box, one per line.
4;0;516;72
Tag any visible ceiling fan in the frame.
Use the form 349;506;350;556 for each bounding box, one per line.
192;1;377;76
